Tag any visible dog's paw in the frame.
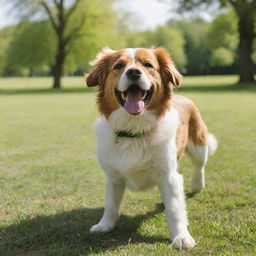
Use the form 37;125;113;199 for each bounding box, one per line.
172;234;196;249
190;179;204;193
89;223;113;233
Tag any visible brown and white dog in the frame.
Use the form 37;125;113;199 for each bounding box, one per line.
85;47;217;249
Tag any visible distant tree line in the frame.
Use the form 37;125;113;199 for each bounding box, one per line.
0;0;255;88
177;0;256;83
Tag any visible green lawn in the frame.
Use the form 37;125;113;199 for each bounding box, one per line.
0;76;255;256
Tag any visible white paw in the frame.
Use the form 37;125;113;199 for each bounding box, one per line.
190;180;204;193
89;223;114;233
172;234;196;249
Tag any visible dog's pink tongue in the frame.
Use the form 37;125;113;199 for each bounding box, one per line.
124;90;145;115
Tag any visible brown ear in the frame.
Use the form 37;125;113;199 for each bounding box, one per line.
85;47;116;87
85;62;105;87
154;47;182;88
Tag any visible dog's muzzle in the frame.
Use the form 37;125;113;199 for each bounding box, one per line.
115;84;154;115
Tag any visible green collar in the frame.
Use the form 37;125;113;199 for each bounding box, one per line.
115;130;146;142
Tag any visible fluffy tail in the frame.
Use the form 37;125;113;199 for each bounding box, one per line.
208;133;218;156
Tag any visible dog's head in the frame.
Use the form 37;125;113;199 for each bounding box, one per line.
85;47;182;118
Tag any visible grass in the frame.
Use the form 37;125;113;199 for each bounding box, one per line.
0;75;255;256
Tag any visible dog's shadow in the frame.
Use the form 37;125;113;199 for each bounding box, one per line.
0;203;168;255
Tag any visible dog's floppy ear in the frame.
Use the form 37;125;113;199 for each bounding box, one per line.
85;47;116;87
153;47;182;88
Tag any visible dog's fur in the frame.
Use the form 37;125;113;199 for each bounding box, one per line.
85;47;217;249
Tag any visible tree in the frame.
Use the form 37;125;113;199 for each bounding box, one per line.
207;11;237;70
211;47;234;67
177;0;256;83
67;0;124;73
2;0;120;78
40;0;86;88
5;21;55;76
0;27;15;75
9;0;88;88
7;0;119;88
175;19;211;75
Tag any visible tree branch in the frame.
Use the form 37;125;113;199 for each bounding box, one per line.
227;0;237;8
65;0;82;21
63;13;86;46
39;0;58;33
53;0;59;6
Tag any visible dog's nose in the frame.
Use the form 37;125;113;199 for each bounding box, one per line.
126;68;142;81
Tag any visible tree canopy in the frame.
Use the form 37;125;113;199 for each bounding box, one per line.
0;1;255;82
177;0;256;82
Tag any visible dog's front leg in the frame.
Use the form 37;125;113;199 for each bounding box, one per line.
90;175;125;233
158;169;196;249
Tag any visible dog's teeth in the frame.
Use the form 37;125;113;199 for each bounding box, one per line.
142;91;147;100
121;92;127;101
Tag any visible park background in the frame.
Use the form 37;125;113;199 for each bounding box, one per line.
0;0;255;255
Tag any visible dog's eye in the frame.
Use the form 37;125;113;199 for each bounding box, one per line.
144;62;153;68
114;63;125;70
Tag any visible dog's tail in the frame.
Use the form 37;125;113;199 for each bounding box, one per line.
208;133;218;156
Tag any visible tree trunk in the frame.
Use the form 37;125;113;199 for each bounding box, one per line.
237;10;255;83
52;42;65;89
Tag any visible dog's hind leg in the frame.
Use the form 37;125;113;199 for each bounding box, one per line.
187;141;208;193
186;106;212;193
187;132;217;193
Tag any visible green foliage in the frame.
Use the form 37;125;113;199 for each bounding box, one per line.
0;1;251;77
176;19;211;75
0;27;16;75
177;0;256;82
207;11;238;51
211;47;234;67
5;21;55;75
1;0;121;75
177;0;230;10
207;11;238;67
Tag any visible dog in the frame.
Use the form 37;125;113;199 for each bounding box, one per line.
85;47;217;249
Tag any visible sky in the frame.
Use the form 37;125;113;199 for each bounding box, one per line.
0;4;14;29
113;0;173;31
0;0;214;30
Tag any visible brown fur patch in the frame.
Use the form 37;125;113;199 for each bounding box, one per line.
153;47;182;88
173;95;208;160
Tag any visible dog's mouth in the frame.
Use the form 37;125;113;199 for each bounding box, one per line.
115;84;154;115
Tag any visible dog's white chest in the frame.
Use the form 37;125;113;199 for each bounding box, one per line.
95;130;154;190
94;109;179;191
105;137;156;190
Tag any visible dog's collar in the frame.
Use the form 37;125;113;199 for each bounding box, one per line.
115;130;146;142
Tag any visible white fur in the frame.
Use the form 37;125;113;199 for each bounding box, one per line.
187;141;208;193
187;133;217;193
125;48;136;60
208;133;218;156
90;107;196;249
89;47;116;66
